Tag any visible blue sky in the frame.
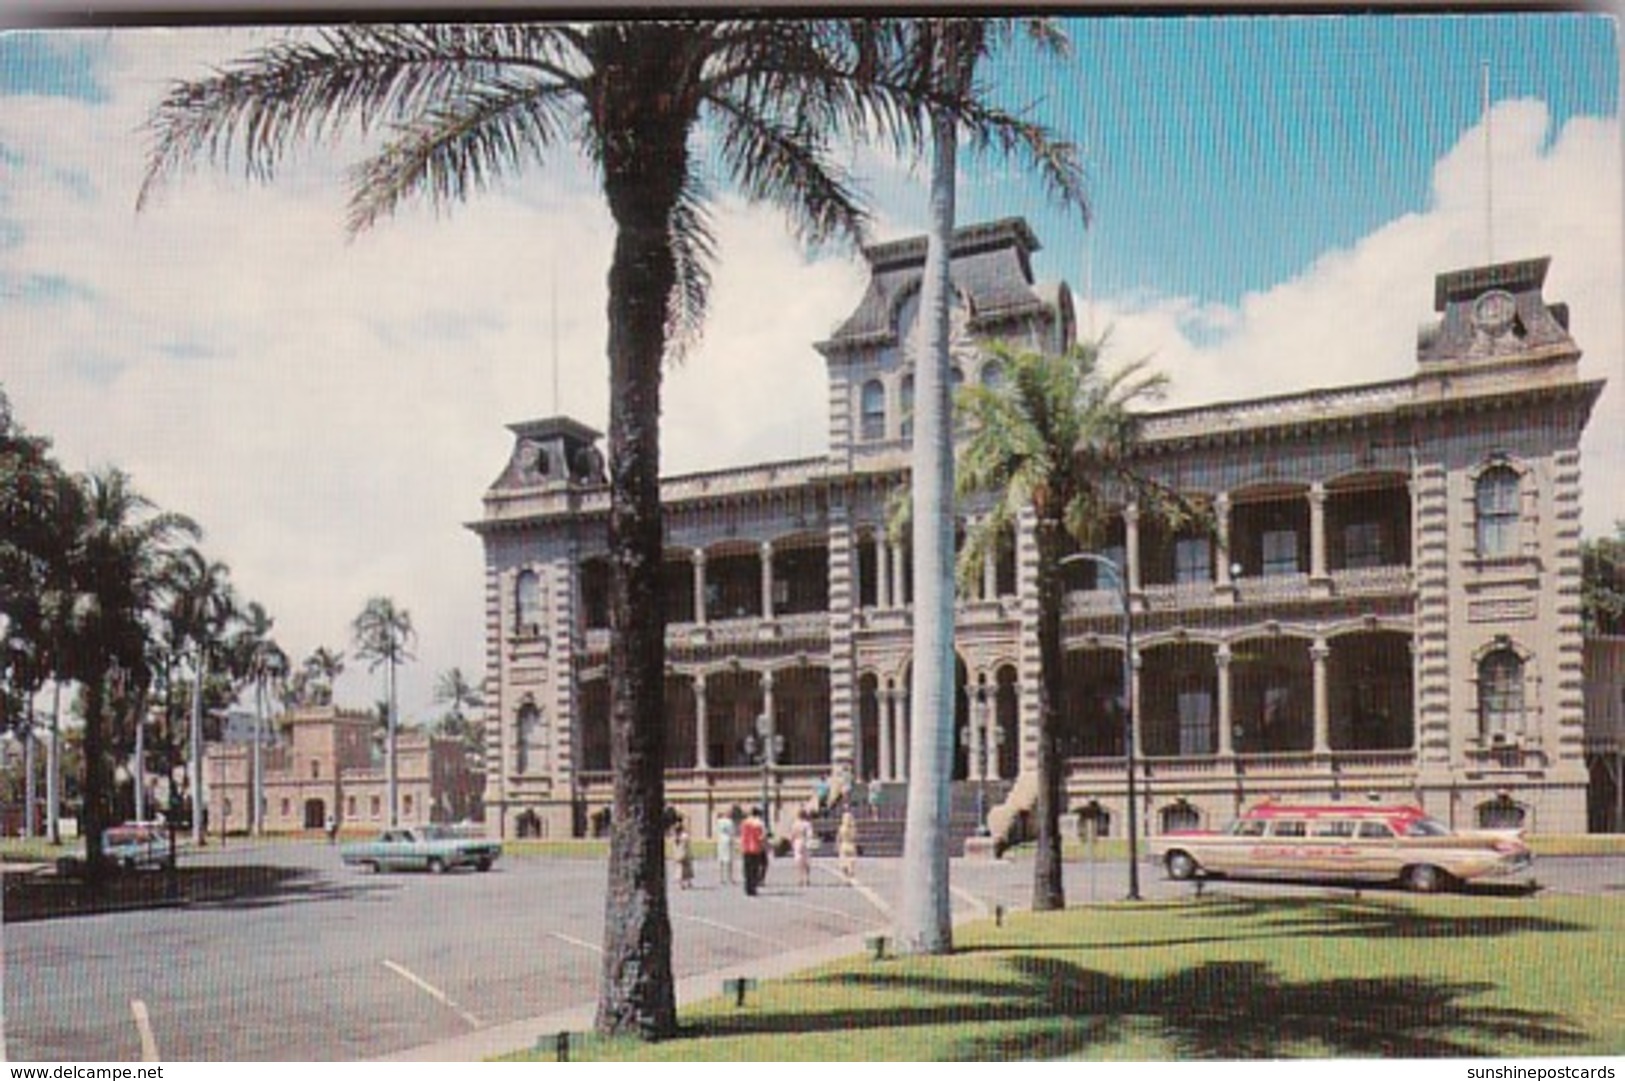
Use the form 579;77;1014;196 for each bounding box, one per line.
1;16;1620;722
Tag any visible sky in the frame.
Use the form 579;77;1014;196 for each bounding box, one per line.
1;14;1621;726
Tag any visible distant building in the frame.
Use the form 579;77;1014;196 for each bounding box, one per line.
204;705;483;833
471;218;1606;839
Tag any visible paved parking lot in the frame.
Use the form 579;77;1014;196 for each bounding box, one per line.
4;842;1620;1061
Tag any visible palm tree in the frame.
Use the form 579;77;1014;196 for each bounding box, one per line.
433;666;485;767
302;646;346;706
352;596;415;826
229;601;284;835
956;340;1202;911
136;19;1080;1036
66;469;199;884
164;546;237;844
894;17;1088;956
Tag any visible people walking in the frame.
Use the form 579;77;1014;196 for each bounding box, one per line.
837;809;858;882
791;809;813;888
713;808;737;885
739;806;768;897
672;822;694;890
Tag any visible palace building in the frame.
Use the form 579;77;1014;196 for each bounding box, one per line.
470;218;1605;841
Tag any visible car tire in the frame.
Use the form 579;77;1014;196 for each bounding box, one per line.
1166;851;1199;881
476;858;493;873
359;860;379;875
1405;864;1447;893
427;857;446;875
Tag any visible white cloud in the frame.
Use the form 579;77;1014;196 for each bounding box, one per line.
1094;99;1623;536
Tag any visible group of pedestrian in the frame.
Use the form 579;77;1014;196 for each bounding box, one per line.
670;800;862;894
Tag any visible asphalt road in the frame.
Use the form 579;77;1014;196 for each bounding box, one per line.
4;844;1621;1061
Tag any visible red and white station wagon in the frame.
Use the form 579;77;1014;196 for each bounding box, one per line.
1149;800;1533;892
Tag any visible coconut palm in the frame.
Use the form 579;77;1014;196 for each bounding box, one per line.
137;19;1082;1036
229;601;284;835
351;596;415;826
164;546;237;843
956;340;1203;911
433;666;485;767
66;469;200;884
893;17;1088;956
301;646;346;706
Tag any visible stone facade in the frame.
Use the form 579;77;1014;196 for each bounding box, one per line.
204;706;483;834
470;219;1605;839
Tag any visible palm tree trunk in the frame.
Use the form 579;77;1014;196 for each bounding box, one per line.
898;101;959;957
1032;515;1067;911
593;83;684;1041
47;678;62;844
190;647;204;846
387;656;398;827
82;673;109;891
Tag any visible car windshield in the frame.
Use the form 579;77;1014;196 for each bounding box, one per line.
1402;817;1451;838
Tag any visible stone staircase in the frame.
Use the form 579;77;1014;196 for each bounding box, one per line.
811;780;1011;858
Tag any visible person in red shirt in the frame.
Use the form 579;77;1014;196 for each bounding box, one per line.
739;807;768;896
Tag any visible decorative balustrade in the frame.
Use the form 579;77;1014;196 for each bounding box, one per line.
1065;749;1417;784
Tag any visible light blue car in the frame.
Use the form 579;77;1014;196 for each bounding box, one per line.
340;826;502;874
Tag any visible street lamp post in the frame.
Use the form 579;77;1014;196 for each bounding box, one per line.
1059;552;1141;901
743;713;783;835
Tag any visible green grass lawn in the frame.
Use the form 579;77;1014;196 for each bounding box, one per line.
507;892;1625;1062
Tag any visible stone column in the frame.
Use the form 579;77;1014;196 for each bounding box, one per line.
967;683;985;782
1215;492;1235;603
981;519;998;601
1311;638;1330;754
692;548;708;626
986;693;1003;782
1216;645;1234;756
896;687;910;781
760;541;775;619
762;670;776;744
879;686;895;781
1309;482;1329;591
1124;504;1142;596
694;674;710;769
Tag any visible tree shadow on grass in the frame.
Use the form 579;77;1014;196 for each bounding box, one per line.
2;862;396;922
950;894;1586;959
683;956;1585;1060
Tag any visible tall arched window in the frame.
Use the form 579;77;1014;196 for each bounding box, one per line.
1475;465;1521;558
1478;648;1525;740
515;569;542;637
516;702;541;774
860;380;885;441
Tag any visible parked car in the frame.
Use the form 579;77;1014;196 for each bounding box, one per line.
1149;800;1533;892
103;822;177;872
340;825;502;874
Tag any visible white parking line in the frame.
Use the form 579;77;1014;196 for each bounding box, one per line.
762;894;877;924
950;884;991;919
813;864;892;917
382;960;483;1028
547;930;603;954
673;912;780;944
130;999;160;1062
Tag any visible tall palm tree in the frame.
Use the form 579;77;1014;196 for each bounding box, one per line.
230;601;284;835
67;469;199;884
894;17;1088;956
137;19;1079;1036
433;666;485;767
956;340;1202;911
302;646;346;706
165;546;237;844
351;596;415;826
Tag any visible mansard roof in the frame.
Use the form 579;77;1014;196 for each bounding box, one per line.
817;217;1050;352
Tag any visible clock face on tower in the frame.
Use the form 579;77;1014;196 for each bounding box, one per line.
1472;290;1517;337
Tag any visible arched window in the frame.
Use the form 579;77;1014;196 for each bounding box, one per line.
515;569;542;637
516;702;541;774
900;375;915;440
1161;800;1201;834
1476;465;1521;558
860;380;885;441
1477;796;1527;829
1478;648;1525;740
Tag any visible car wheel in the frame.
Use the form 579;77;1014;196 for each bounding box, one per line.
476;858;493;873
1166;851;1199;881
1405;864;1447;893
427;857;446;875
360;860;379;875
